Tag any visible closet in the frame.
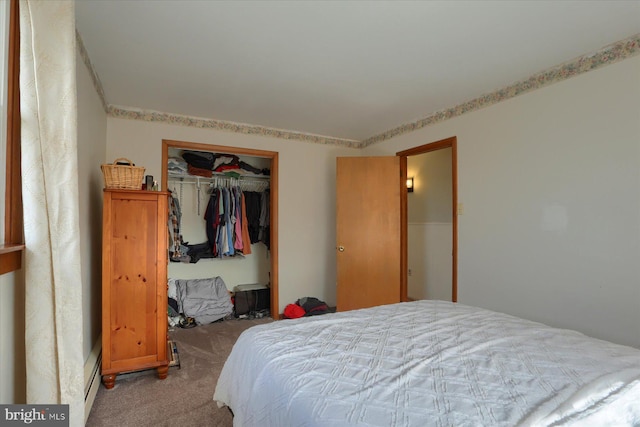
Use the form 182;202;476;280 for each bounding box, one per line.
161;139;279;318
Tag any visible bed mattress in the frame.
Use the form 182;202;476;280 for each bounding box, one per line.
214;300;640;426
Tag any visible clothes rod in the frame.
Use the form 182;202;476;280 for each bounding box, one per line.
168;173;269;182
168;177;269;185
168;175;269;191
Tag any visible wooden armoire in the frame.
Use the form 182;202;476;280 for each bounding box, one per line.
101;189;169;389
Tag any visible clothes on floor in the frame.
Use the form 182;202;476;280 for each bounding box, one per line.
173;277;233;325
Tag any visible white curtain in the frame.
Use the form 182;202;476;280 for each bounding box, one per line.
20;1;84;425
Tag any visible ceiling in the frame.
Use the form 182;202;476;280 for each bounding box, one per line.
75;1;640;143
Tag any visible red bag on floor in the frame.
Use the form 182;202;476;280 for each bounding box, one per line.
283;303;305;319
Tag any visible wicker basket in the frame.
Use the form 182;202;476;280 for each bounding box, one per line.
101;158;145;189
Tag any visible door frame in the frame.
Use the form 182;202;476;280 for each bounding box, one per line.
397;136;458;302
161;139;279;319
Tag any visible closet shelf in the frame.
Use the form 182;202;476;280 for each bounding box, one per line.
168;172;270;193
168;172;269;183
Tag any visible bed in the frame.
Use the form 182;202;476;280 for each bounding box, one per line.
213;300;640;426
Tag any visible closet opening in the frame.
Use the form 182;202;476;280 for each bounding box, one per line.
161;139;279;320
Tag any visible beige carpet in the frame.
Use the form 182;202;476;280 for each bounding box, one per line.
86;317;272;427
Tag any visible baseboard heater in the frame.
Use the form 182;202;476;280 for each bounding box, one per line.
84;335;102;424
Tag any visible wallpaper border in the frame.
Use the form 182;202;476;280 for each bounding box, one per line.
107;105;361;148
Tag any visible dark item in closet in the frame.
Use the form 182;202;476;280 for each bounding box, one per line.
259;190;270;249
238;160;270;175
185;241;215;263
187;164;213;178
168;297;179;315
182;150;215;170
169;255;191;263
204;190;221;252
234;285;270;317
244;191;262;244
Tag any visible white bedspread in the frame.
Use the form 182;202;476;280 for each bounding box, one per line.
214;300;640;426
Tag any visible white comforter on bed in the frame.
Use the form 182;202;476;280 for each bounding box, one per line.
214;300;640;426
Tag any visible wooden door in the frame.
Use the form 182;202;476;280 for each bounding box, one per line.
336;156;402;311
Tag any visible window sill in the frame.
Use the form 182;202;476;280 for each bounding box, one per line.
0;244;24;275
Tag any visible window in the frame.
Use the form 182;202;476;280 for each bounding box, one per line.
0;0;22;275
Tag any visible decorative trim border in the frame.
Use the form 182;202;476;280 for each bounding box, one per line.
360;33;640;147
108;105;361;147
76;30;109;113
76;30;639;149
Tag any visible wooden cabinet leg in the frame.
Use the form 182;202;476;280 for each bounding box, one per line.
102;374;116;389
157;364;169;380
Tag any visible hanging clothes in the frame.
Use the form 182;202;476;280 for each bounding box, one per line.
233;188;243;251
223;187;234;256
240;192;252;255
259;189;270;249
191;181;270;262
204;189;219;254
203;186;247;258
244;191;262;244
168;190;185;261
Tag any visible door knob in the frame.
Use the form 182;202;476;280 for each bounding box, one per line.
338;246;345;252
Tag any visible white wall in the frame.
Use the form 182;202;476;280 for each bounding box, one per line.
408;223;452;301
106;118;357;312
407;148;452;223
407;148;453;301
365;55;640;349
76;51;107;360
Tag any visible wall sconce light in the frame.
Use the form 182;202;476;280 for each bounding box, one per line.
406;177;414;193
